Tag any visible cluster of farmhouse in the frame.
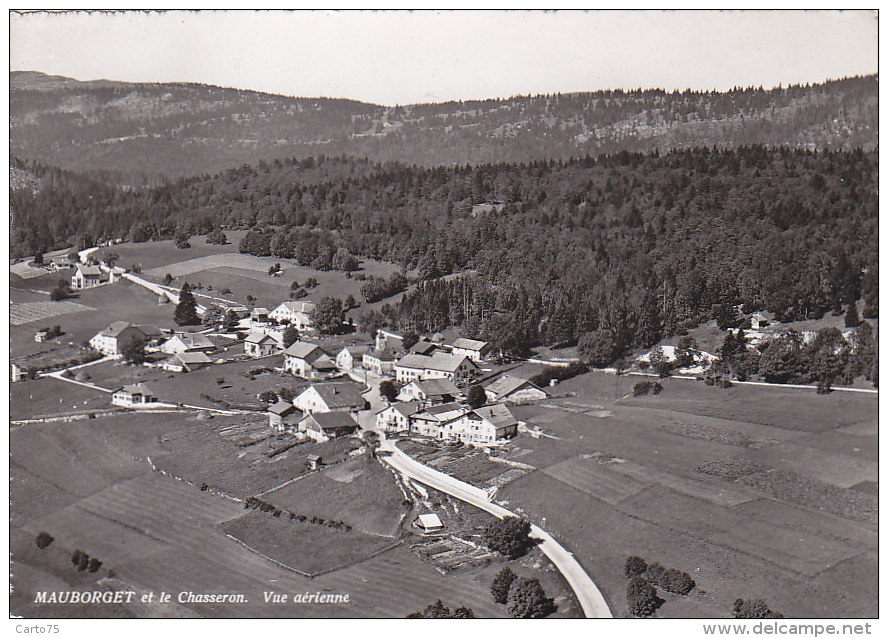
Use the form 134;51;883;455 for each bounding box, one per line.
65;292;548;447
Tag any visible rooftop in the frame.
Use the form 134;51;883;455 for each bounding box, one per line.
471;404;518;428
452;337;488;351
398;352;473;373
304;411;358;430
305;382;367;409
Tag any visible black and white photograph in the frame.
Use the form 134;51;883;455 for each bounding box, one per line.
6;7;880;631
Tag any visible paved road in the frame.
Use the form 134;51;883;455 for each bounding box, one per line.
348;366;612;618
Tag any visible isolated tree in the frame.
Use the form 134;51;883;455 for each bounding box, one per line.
483;516;537;559
50;286;69;301
87;558;102;573
649;346;672;378
344;293;358;310
282;325;299;348
467;384;486;409
732;598;783;619
402;331;420;350
506;577;555;618
207;228;228;245
258;390;278;405
120;339;147;365
33;251;44;265
451;606;476;618
105;251;120;267
224;309;241;331
490;566;517;604
844;302;860;328
174;282;200;326
379;380;398;403
163;273;173;285
35;531;54;549
674;335;697;369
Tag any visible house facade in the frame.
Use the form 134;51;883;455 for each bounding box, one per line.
244;331;280;358
298;412;359;443
71;265;107;290
268;400;301;431
160;352;212;373
396;378;462;406
408;402;467;438
375;401;422;433
111;383;156;407
269;301;316;327
448;404;519;446
483;374;548;404
336;345;370;371
89;322;148;356
450;338;490;363
160;333;216;355
283;341;336;378
293;382;368;415
395;352;478;385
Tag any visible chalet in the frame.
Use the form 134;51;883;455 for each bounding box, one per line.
298;411;359;443
336;345;370;371
409;402;468;438
244;331;280;358
89;322;148;356
160;351;213;373
375;329;404;352
111;383;156;407
268;400;301;431
283;341;336;378
50;257;75;271
395;352;478;385
396;378;463;406
413;513;444;533
450;338;490;363
108;266;127;283
269;300;317;329
250;307;270;325
375;401;422;433
34;329;50;343
448;404;519;446
293;382;368;415
71;265;107;290
306;454;323;470
160;333;216;355
483;374;548;404
362;347;401;375
751;313;771;330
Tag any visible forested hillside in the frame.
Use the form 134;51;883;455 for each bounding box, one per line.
10;71;877;180
11;146;878;357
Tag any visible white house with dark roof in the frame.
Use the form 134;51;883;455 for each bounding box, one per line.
71;264;107;290
298;411;359;443
483;374;548;404
293;382;368;415
336;345;370;371
89;322;149;356
408;402;468;438
160;332;216;355
268;400;301;431
450;338;490;362
375;401;422;433
283;341;336;378
160;351;213;373
448;404;519;446
269;300;317;328
244;330;281;358
396;378;463;406
395;352;478;385
111;383;156;407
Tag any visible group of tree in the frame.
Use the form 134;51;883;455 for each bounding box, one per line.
624;556;694;617
732;598;784;619
489;567;556;618
70;549;102;573
310;297;348;334
50;279;71;301
406;600;475;618
10;147;877;367
360;272;409;304
482;516;539;559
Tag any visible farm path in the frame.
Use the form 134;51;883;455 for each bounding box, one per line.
378;435;613;618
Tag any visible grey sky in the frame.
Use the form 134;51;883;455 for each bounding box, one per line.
10;9;878;106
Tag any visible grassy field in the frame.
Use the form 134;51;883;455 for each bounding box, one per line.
493;370;877;618
10;409;520;618
10;375;110;420
264;456;406;537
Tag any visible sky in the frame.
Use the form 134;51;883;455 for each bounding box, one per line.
9;9;879;106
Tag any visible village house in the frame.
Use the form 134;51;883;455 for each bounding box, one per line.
160;351;213;373
450;338;490;363
396;378;463;406
111;383;156;407
250;307;270;325
413;513;445;534
375;401;422;433
409;402;468;438
50;256;75;271
268;400;301;431
283;341;336;378
160;332;216;355
89;322;150;356
269;300;317;329
750;312;771;330
34;329;50;343
447;404;519;446
298;411;359;443
408;339;438;356
395;352;478;385
293;382;368;415
107;265;127;283
244;330;281;358
71;264;107;290
483;374;548;404
336;345;370;372
362;347;401;376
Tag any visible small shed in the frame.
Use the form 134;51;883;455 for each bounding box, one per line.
413;513;444;533
306;454;323;470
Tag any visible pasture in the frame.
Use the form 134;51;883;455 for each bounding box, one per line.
497;370;878;618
